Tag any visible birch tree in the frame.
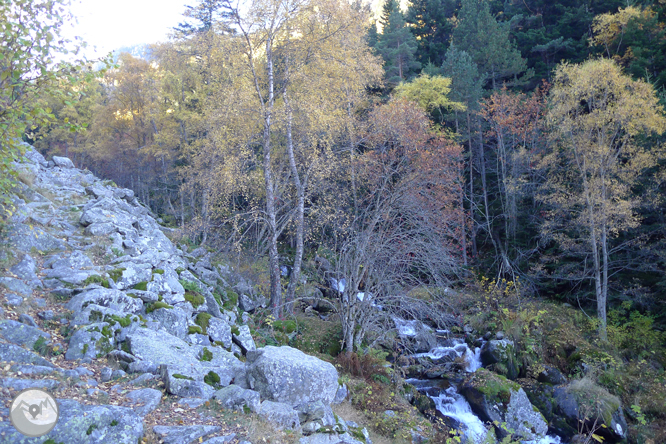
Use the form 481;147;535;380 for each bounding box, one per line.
543;58;666;341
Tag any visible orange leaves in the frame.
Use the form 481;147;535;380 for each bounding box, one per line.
358;97;467;261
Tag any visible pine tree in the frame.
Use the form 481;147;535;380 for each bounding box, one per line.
375;0;421;85
453;0;526;89
174;0;231;36
406;0;457;67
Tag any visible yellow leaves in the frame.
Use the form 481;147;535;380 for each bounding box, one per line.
394;74;465;113
590;6;653;52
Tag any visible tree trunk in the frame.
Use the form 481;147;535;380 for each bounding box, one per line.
284;92;304;315
263;39;282;318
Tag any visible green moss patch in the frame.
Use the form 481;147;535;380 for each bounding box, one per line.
152;268;165;275
273;320;297;334
200;347;213;362
172;373;194;380
146;301;173;314
468;368;520;405
204;370;221;387
188;325;203;335
82;274;110;288
184;291;205;308
133;281;148;291
108;268;125;283
196;312;212;334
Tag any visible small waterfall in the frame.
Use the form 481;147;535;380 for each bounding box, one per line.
400;327;565;444
464;346;482;372
431;387;489;443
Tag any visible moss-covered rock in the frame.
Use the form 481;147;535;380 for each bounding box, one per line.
459;368;547;441
480;339;520;380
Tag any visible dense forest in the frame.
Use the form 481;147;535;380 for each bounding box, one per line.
20;0;666;334
3;0;666;442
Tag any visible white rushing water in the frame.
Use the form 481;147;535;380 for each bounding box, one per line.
412;338;482;373
404;332;564;444
432;387;489;443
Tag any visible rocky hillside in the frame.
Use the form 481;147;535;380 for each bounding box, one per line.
0;145;368;444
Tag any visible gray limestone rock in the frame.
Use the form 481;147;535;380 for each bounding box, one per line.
6;223;66;254
51;250;95;269
146;306;189;339
0;277;33;297
10;254;38;280
126;327;201;374
124;387;163;416
160;366;215;399
202;435;237;444
65;322;116;361
207;317;232;349
259;400;301;430
38;310;55;320
9;365;58;376
246;346;339;407
0;342;54;367
0;319;50;348
101;367;113;382
0;377;60;391
18;313;38;327
112;261;153;290
213;384;261;413
232;324;256;355
0;398;143;443
5;293;23;306
53;156;75;168
153;425;221;444
66;287;143;314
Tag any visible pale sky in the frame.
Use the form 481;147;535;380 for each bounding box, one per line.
64;0;192;59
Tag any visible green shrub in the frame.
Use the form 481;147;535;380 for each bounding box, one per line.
179;279;201;292
223;290;239;311
33;336;50;356
273;320;297;334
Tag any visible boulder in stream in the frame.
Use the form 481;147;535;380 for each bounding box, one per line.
459;368;548;441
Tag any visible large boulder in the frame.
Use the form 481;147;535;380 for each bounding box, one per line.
65;322;116;361
66;288;143;314
146;306;189;340
125;326;201;374
0;399;143;443
246;346;339;407
480;339;520;379
459;368;548;441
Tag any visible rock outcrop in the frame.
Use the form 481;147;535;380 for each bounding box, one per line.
0;146;360;443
